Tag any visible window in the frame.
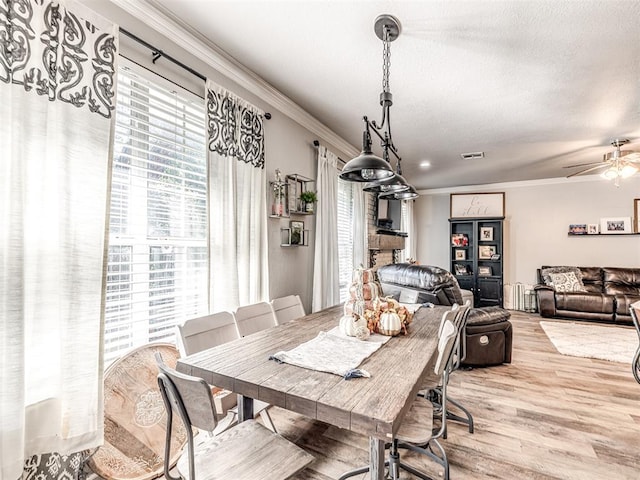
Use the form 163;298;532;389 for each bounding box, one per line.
337;179;355;302
104;64;208;366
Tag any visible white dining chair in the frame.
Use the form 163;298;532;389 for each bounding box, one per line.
271;295;305;325
234;302;277;337
176;311;239;357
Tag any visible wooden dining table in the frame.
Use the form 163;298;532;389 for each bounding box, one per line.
176;303;446;480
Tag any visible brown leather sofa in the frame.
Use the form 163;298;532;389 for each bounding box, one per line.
535;266;640;324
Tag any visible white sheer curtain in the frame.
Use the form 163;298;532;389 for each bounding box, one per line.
401;200;417;262
206;80;269;311
312;146;340;311
0;1;117;478
352;184;368;268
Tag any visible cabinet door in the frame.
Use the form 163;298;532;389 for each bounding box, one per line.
477;277;502;307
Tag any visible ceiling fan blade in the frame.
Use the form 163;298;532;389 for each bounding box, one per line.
566;164;609;178
563;161;606;169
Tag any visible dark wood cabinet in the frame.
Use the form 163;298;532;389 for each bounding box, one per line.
450;217;504;307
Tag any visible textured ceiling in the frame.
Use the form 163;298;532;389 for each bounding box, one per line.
149;0;640;189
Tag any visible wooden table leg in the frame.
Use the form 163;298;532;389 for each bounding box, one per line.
238;395;253;422
369;437;385;480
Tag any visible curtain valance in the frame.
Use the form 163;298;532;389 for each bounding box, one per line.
1;0;117;117
206;83;265;168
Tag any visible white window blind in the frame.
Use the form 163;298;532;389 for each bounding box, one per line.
337;179;355;302
105;64;208;366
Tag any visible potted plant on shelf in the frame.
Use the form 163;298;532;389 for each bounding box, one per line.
299;190;318;213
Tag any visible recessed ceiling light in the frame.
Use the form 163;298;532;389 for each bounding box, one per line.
419;161;431;168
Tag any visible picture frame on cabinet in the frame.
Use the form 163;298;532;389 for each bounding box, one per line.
478;245;497;259
454;249;466;260
451;233;469;246
490;253;501;261
478;266;492;276
480;226;494;241
454;264;468;275
290;220;304;245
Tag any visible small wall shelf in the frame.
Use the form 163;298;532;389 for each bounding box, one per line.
280;228;309;247
286;174;315;215
567;233;640;237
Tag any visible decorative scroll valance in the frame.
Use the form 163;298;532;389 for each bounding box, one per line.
0;0;117;118
206;81;265;168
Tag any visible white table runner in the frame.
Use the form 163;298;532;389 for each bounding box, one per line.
270;331;384;379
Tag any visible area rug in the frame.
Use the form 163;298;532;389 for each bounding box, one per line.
540;321;638;363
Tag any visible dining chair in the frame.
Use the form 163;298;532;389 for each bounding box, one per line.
271;294;305;325
630;302;640;384
234;301;277;337
175;310;277;433
176;311;239;357
339;314;460;480
155;354;314;480
425;300;475;435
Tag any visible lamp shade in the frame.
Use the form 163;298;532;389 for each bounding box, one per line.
379;184;418;200
339;151;395;182
362;173;410;193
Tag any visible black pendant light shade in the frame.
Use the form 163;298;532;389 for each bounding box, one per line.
340;151;395;182
340;124;394;182
379;184;418;200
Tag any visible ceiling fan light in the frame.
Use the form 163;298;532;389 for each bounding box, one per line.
620;163;638;178
601;167;619;180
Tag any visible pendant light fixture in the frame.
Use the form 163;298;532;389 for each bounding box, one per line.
340;14;416;199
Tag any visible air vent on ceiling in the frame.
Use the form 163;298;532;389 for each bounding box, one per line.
461;151;485;160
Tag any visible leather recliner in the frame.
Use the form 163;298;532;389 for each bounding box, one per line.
376;263;466;306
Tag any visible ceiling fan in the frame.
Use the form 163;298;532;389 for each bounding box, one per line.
564;138;640;185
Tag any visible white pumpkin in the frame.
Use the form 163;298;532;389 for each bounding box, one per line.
339;314;367;337
378;310;402;336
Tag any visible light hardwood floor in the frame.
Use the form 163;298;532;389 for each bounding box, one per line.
89;311;638;480
273;311;640;480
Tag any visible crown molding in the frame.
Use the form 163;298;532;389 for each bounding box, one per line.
416;174;623;195
111;0;359;158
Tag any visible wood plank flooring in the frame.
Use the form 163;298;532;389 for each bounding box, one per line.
88;311;639;480
274;311;640;480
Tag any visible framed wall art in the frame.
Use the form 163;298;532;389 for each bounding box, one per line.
450;192;505;218
599;217;632;234
290;220;304;244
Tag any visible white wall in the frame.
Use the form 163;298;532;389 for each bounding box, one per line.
416;176;640;286
85;1;354;312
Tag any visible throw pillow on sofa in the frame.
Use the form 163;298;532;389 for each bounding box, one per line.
548;271;586;292
541;266;583;286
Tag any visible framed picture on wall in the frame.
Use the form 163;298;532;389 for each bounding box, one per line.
599;217;632;234
290;220;304;244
